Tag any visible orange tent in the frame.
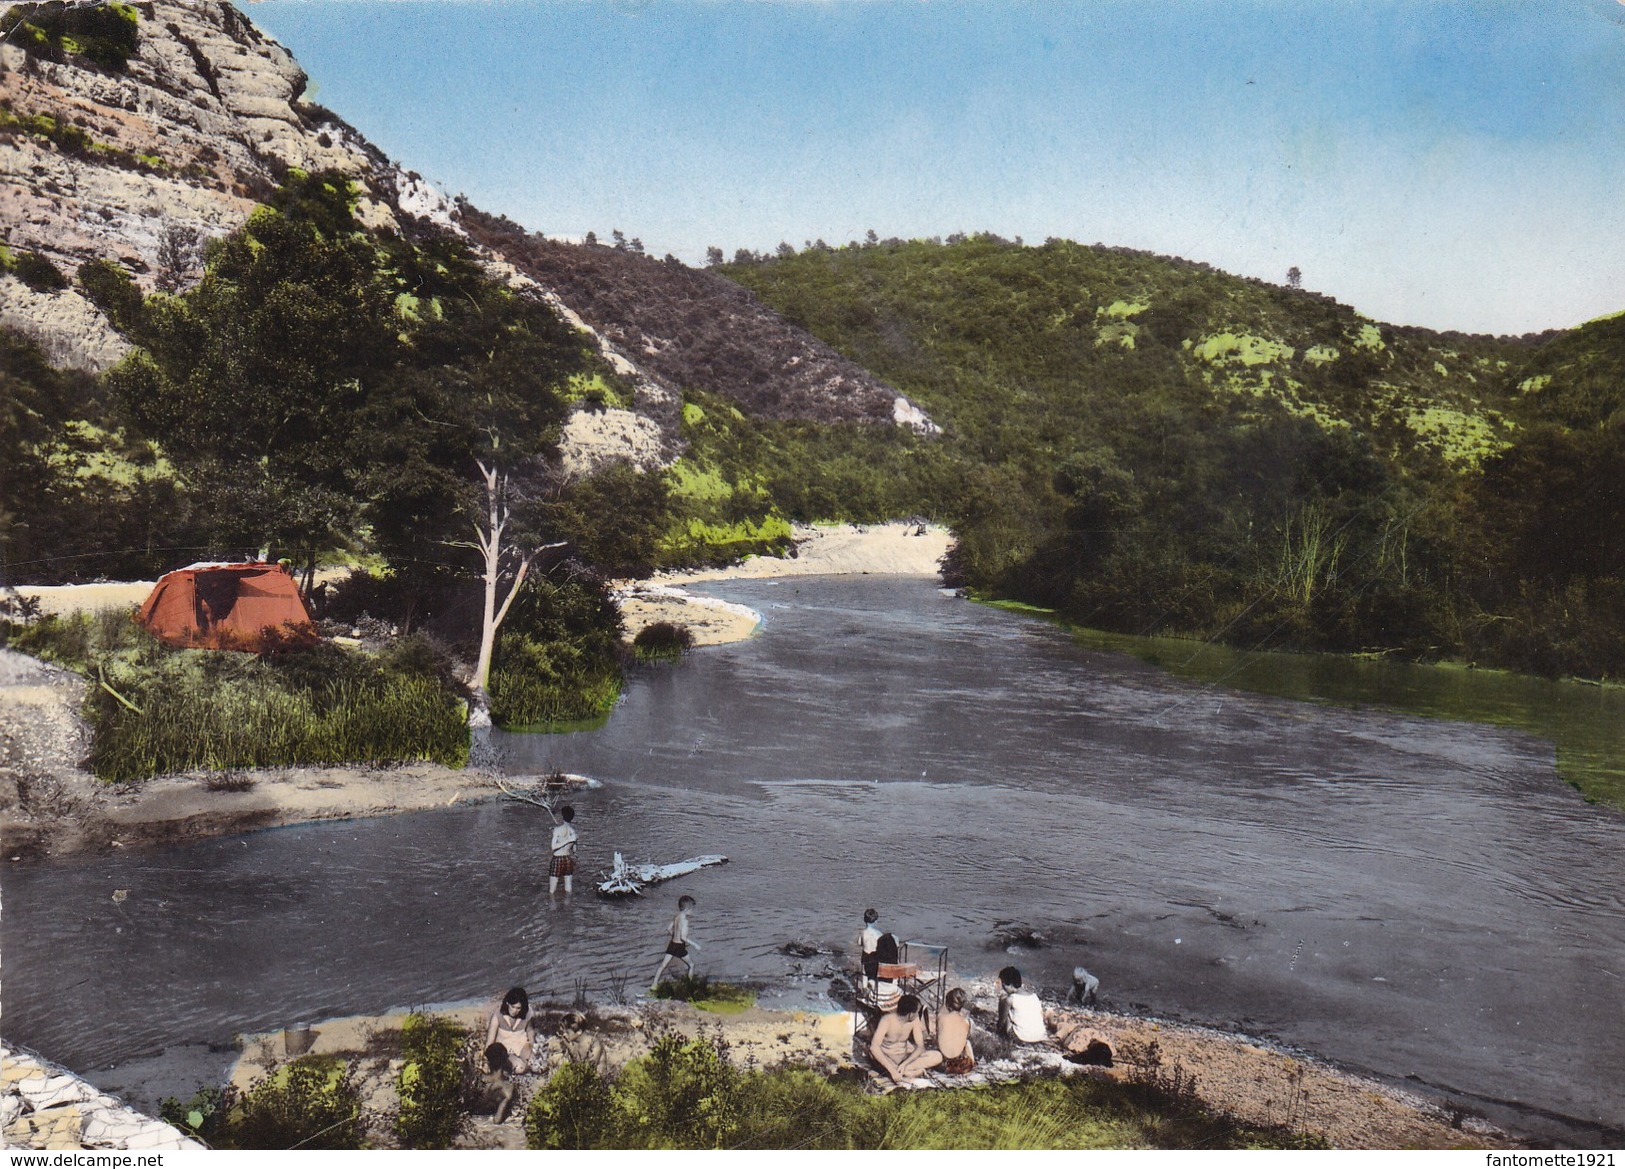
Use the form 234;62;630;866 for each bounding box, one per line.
136;562;316;651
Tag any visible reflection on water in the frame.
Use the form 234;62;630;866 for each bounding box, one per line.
5;577;1623;1143
1050;612;1625;808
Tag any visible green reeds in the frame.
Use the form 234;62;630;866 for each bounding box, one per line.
87;672;468;782
20;611;470;782
488;665;621;729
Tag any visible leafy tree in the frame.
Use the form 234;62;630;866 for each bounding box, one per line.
537;462;671;578
108;172;399;562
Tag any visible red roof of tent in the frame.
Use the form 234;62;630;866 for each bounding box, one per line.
136;562;315;651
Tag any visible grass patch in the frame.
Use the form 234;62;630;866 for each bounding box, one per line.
650;975;755;1014
521;1030;1320;1150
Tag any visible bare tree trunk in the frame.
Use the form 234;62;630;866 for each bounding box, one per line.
471;461;507;702
467;460;565;707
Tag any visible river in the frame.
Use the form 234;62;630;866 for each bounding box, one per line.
4;575;1621;1143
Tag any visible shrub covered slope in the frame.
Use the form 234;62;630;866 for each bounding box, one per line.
719;236;1625;681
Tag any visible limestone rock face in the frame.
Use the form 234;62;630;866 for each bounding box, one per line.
0;0;931;473
0;1;412;300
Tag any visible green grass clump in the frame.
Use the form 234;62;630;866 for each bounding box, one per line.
650;975;754;1014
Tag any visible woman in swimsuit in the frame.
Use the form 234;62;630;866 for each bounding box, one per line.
486;986;534;1075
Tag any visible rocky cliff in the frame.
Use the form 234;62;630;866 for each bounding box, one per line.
0;0;931;471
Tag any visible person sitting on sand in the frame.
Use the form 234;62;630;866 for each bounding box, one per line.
550;805;579;895
487;986;535;1074
554;1011;609;1077
935;987;975;1075
870;993;943;1085
996;966;1048;1043
650;895;700;989
479;1043;519;1124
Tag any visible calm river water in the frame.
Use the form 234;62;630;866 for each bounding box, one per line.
5;576;1622;1143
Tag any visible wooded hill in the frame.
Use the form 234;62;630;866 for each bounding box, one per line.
2;0;1621;688
716;236;1625;680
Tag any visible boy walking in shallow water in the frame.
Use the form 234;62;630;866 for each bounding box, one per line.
650;895;699;989
549;805;578;895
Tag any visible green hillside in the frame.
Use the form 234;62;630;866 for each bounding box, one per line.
718;235;1625;681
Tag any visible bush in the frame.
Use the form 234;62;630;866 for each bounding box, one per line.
632;621;694;661
0;1;140;71
524;1062;619;1150
9;249;69;293
489;574;626;727
488;651;621;728
223;1056;364;1150
612;1033;742;1149
159;1085;232;1147
77;258;146;332
395;1013;469;1149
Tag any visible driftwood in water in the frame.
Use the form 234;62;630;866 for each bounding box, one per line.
597;851;728;897
497;774;598;817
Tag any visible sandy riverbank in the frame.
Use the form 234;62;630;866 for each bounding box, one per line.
85;976;1505;1151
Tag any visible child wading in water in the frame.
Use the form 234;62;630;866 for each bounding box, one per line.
650;895;699;989
550;805;578;895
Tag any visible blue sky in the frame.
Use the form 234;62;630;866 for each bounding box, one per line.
245;0;1625;335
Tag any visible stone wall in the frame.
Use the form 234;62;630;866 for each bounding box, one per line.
1;1042;200;1151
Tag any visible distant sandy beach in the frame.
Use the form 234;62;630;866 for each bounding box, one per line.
617;521;952;645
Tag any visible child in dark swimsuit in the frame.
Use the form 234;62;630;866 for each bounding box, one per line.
936;987;975;1075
